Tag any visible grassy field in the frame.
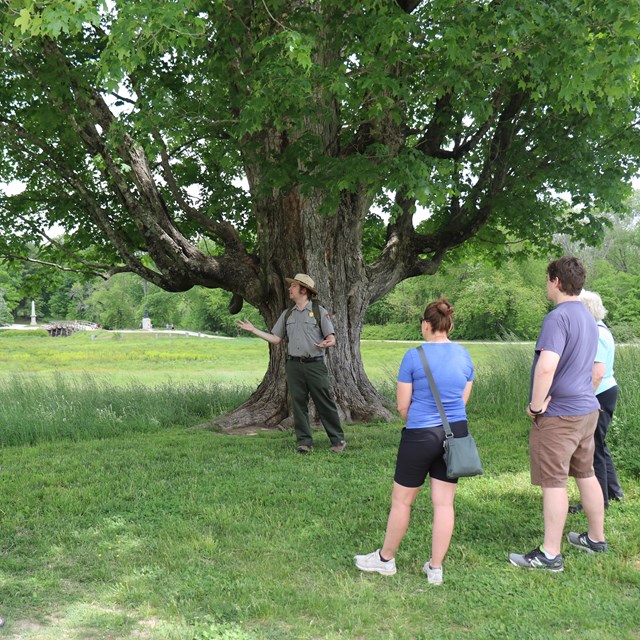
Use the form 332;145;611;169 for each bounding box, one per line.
0;329;507;386
0;330;269;386
0;331;638;639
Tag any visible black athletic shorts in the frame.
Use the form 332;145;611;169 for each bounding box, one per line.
394;421;469;488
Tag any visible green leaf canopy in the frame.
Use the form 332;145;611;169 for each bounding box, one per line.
2;1;640;296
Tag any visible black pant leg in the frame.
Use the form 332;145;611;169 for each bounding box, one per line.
593;385;621;507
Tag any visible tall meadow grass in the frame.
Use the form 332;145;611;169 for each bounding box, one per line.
606;346;640;477
467;344;532;423
0;374;251;446
3;340;637;478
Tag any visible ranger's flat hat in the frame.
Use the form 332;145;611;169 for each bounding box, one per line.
285;273;317;295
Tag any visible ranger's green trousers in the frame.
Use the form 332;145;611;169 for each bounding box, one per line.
285;359;344;446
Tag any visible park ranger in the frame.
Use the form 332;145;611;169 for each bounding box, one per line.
237;273;346;453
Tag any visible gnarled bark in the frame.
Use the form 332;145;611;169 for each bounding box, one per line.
214;182;396;431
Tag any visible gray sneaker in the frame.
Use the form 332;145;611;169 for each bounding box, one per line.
354;549;397;576
567;531;608;553
422;561;443;585
509;547;564;572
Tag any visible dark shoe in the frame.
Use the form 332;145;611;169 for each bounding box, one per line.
509;547;564;572
610;494;625;503
296;444;313;454
567;531;608;553
330;440;346;453
568;503;584;514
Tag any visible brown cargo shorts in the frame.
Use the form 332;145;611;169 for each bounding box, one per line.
529;410;599;488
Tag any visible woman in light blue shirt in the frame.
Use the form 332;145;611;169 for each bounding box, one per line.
572;290;624;511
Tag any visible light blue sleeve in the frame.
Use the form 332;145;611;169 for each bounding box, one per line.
595;331;608;363
397;349;416;383
465;347;475;381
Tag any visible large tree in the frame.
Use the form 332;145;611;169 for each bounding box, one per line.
1;0;640;429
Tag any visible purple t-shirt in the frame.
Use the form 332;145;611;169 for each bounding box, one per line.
530;300;599;416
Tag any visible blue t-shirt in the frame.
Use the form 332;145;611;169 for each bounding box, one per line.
595;321;616;395
397;343;474;429
530;300;599;416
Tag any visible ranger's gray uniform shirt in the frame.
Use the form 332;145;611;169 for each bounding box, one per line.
271;301;335;358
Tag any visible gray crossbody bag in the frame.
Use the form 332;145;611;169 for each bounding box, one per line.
415;347;483;479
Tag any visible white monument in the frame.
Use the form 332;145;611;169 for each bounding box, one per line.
142;308;152;330
30;300;37;325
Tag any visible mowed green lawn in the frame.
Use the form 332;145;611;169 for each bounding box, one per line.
0;329;507;386
0;331;638;640
0;330;270;386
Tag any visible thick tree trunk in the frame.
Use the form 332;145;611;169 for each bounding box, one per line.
214;345;291;432
214;289;394;432
214;321;394;433
328;304;396;424
214;185;395;432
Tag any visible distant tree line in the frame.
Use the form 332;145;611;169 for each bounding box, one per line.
364;209;640;342
0;261;262;333
2;210;639;341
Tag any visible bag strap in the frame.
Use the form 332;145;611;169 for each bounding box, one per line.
415;347;454;440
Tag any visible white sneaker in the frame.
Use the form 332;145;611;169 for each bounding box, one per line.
423;561;443;585
354;549;397;576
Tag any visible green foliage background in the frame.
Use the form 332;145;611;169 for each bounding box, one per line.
2;210;640;340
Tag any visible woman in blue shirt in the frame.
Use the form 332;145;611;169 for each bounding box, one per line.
354;298;474;585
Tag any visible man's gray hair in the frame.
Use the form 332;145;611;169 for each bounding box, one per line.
579;289;607;321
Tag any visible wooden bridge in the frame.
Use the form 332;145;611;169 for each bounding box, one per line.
45;321;100;337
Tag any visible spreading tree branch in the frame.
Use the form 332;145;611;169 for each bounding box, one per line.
368;88;530;296
151;127;250;256
1;254;130;279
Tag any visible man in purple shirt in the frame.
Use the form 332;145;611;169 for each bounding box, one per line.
510;257;607;572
